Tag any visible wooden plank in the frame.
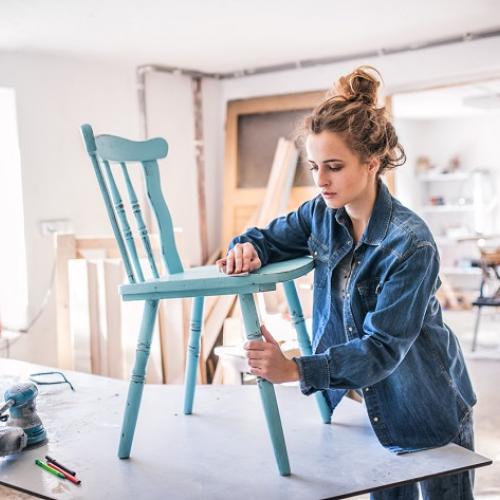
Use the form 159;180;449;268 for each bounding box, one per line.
95;259;124;379
158;298;188;384
201;294;236;363
68;259;99;374
54;233;77;369
257;138;298;227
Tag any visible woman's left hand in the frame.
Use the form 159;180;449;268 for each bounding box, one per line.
244;325;300;384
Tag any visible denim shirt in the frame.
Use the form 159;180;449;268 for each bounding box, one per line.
230;181;476;453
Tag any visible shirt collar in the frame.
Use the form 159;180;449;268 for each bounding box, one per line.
334;180;392;246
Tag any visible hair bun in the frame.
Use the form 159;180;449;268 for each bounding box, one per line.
334;66;381;107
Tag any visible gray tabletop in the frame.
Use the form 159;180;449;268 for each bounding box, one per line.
0;359;491;500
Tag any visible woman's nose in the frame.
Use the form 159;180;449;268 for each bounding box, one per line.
317;168;330;187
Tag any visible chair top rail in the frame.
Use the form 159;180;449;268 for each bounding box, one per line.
82;124;168;162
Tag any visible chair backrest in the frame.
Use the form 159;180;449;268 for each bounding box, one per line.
80;124;183;284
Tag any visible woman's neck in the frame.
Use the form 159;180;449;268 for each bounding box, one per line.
345;180;379;243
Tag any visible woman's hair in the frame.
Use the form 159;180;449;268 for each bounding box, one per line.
301;66;406;175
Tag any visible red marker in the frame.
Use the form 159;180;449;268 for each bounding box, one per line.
45;462;81;485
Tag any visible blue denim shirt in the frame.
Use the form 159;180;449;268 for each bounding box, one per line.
231;181;476;453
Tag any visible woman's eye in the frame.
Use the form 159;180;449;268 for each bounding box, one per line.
328;165;343;172
308;165;318;171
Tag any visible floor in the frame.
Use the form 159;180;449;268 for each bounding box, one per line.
1;308;498;500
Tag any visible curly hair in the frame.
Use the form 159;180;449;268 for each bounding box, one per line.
302;66;406;175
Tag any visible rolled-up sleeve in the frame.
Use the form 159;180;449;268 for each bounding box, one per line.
295;242;440;393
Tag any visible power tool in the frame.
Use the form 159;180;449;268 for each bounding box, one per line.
0;382;47;457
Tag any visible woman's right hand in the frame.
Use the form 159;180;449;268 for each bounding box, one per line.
216;243;262;274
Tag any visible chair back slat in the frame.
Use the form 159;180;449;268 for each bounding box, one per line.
81;126;136;284
120;162;160;279
102;160;145;282
81;124;184;279
142;160;183;274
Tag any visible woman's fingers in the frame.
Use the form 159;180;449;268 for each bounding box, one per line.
216;258;226;273
221;243;261;274
260;324;279;346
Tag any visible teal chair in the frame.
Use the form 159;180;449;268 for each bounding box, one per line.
80;124;331;476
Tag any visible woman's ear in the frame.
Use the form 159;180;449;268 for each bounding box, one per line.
367;157;380;175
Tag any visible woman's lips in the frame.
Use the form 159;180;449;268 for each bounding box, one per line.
322;192;337;198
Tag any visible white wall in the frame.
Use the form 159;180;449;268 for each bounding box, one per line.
144;71;223;265
0;52;143;365
0;88;28;332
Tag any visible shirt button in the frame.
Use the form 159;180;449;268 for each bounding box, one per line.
314;251;318;256
348;326;353;332
373;417;379;423
364;387;370;392
346;293;350;298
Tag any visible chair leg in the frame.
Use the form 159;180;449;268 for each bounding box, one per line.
471;306;482;352
184;296;204;415
283;280;331;424
118;299;159;459
239;293;291;476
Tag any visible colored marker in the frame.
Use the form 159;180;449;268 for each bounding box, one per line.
45;461;81;485
35;459;65;479
45;455;77;477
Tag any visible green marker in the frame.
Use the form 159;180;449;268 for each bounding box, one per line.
35;459;65;479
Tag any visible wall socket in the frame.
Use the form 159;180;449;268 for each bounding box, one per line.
39;219;73;236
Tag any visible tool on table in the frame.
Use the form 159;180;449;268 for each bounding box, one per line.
0;382;47;457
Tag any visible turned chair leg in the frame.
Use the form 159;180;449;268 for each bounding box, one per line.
283;280;331;424
184;296;204;415
118;299;159;459
239;293;291;476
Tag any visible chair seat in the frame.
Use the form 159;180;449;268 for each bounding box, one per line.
472;297;500;307
120;256;314;301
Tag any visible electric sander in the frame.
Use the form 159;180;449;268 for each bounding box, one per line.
0;382;47;457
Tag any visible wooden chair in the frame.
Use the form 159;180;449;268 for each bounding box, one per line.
471;246;500;351
80;124;330;476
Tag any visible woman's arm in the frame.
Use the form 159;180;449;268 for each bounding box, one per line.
296;242;440;392
218;198;316;274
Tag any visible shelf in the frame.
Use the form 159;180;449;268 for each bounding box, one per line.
418;172;471;182
421;204;475;213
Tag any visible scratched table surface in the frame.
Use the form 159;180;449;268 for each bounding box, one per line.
0;359;492;500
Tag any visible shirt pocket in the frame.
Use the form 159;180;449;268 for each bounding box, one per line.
356;277;383;311
308;235;330;289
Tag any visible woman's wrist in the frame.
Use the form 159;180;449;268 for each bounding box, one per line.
287;358;300;382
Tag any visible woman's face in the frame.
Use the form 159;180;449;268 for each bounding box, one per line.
305;130;378;209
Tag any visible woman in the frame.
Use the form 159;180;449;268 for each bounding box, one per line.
217;66;476;500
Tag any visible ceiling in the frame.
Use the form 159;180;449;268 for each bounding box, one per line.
1;0;500;73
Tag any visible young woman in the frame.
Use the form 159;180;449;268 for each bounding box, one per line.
217;66;476;500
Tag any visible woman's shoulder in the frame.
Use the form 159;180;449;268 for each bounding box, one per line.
387;197;437;255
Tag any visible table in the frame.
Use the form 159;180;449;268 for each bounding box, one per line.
0;359;491;499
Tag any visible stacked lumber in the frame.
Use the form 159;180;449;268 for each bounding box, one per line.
56;232;190;384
